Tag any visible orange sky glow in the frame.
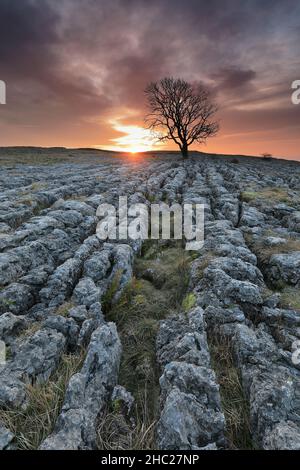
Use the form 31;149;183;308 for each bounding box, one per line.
0;0;299;161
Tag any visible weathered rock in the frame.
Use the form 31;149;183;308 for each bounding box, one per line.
240;206;265;227
0;328;66;393
263;421;300;450
204;305;245;328
213;244;257;264
42;316;79;351
110;244;133;303
0;375;27;409
68;305;88;323
72;277;101;307
157;388;225;450
157;308;210;368
0;223;11;234
0;424;14;450
156;307;225;450
88;302;104;322
39;258;82;308
1;149;300;451
196;266;263;307
268;252;300;286
111;385;135;417
159;362;221;409
0;312;26;343
40;323;122;450
284;211;300;233
77;319;102;348
232;323;300;449
0;283;35;315
83;250;111;282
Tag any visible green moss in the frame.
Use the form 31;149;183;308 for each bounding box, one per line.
102;269;123;313
111;399;122;414
144;192;156;203
182;293;197;312
0;298;16;310
241;191;258;203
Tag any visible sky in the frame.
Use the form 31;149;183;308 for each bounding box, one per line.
0;0;300;159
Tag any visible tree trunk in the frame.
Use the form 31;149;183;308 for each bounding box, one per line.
181;143;188;159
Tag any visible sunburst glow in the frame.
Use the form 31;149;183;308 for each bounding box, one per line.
101;118;162;153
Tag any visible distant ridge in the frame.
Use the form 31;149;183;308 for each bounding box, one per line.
0;146;299;163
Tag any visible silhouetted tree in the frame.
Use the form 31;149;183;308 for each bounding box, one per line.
145;77;219;158
261;152;273;160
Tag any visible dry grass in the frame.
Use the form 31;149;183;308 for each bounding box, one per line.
55;301;74;317
209;333;254;450
193;251;215;281
30;182;48;191
279;286;300;310
258;239;300;264
19;322;42;339
245;232;300;267
241;187;293;205
0;151;67;166
245;233;300;300
0;350;85;449
97;400;157;450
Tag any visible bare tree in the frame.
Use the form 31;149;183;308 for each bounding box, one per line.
261;152;273;160
145;77;219;158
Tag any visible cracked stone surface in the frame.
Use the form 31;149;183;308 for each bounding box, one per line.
0;149;300;450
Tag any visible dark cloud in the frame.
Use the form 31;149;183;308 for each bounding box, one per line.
0;0;58;77
0;0;299;157
213;68;257;91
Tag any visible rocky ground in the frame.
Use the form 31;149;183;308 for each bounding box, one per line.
0;148;299;450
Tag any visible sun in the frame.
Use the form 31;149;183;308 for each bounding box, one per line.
99;118;163;153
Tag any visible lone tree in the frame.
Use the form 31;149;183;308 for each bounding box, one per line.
145;77;219;158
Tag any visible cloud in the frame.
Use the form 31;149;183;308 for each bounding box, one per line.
0;0;299;157
213;67;257;91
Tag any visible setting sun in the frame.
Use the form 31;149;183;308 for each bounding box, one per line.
100;118;163;153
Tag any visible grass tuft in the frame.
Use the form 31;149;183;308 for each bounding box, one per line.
102;269;123;314
279;286;300;310
56;301;74;318
241;187;299;208
0;350;85;449
208;333;254;450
